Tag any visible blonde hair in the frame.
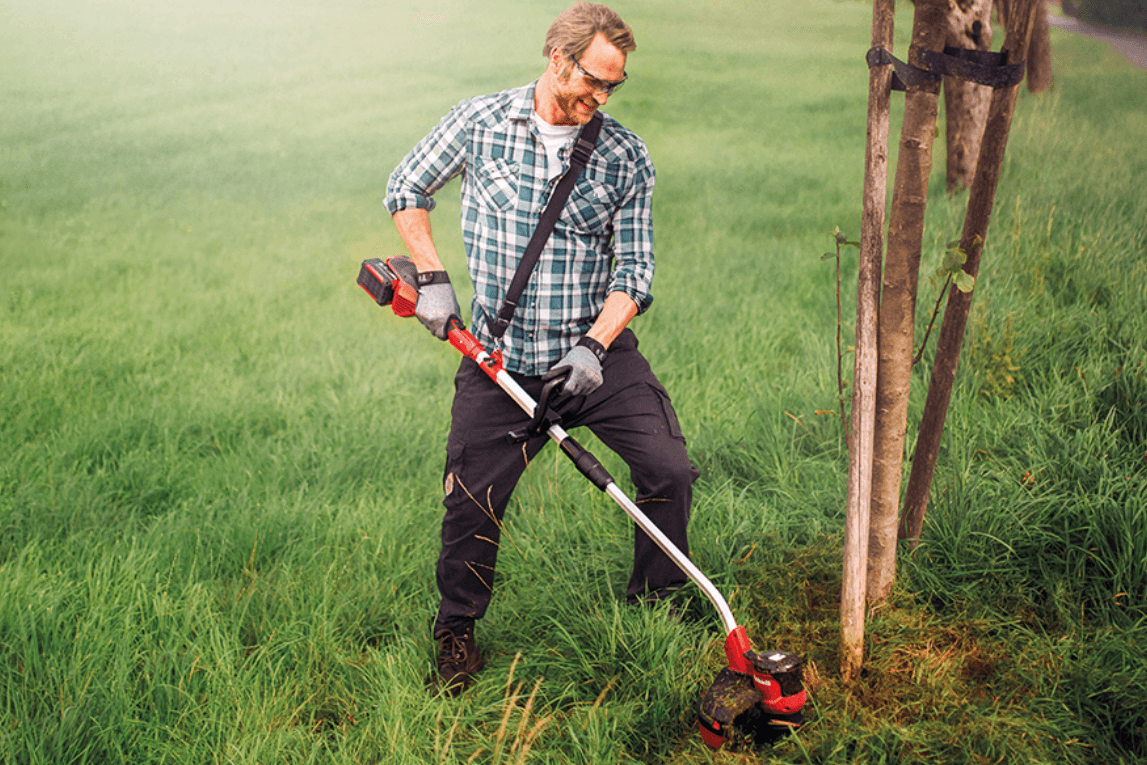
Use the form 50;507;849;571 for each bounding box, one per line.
542;2;636;62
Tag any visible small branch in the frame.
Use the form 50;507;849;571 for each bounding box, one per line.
913;273;952;365
825;227;859;440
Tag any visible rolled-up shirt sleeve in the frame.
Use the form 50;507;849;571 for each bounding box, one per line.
385;104;469;215
606;153;655;314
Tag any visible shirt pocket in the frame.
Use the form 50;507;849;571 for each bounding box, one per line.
564;174;620;234
470;157;519;213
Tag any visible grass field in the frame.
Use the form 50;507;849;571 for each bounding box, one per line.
2;0;1146;762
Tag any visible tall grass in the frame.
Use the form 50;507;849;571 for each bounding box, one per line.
2;0;1145;762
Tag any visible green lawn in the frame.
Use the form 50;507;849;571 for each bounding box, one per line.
2;0;1145;762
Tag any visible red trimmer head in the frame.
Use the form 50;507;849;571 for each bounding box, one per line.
697;628;807;748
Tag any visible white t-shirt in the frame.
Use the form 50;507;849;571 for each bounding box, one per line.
530;111;579;181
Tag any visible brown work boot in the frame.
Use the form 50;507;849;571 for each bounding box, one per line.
432;627;483;695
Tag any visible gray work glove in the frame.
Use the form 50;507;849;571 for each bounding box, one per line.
414;272;462;340
543;337;606;396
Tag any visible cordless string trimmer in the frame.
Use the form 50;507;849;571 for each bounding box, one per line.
357;256;808;748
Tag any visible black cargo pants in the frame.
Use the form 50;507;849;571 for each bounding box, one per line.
433;329;699;634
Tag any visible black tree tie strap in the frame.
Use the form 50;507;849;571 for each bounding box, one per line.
867;46;1026;91
867;46;939;91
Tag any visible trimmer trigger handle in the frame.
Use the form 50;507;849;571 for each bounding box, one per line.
507;371;567;443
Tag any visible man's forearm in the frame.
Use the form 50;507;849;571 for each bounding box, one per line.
587;291;639;350
392;208;446;272
395;209;636;349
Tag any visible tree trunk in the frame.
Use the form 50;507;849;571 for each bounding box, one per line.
1026;0;1053;93
944;0;995;193
865;0;948;606
901;0;1042;543
841;0;895;682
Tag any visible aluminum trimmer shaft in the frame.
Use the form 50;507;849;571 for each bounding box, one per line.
448;319;739;635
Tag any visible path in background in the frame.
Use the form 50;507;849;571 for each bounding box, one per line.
1048;13;1147;71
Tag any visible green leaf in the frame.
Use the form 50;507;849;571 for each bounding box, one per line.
955;271;975;293
942;246;967;273
821;252;836;261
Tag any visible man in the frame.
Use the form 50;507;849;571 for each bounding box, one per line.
384;1;698;694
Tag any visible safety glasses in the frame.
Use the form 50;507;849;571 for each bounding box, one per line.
569;56;627;95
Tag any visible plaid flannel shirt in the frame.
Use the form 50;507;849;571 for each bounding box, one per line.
385;82;655;376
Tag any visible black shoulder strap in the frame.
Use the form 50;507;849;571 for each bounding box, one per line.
488;111;604;339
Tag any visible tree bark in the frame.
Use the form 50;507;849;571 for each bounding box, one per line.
944;0;995;193
1026;0;1053;93
841;0;895;682
865;0;948;606
900;0;1042;543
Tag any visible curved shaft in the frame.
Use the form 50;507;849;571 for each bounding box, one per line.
486;353;738;634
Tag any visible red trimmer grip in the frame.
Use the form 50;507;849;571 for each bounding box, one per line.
447;320;505;381
386;256;420;317
391;281;418;317
447;322;485;363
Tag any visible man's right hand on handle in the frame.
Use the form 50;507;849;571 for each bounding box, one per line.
389;209;461;340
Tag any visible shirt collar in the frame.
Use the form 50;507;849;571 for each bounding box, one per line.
508;81;539;124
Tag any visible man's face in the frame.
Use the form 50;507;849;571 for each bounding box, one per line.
551;33;627;125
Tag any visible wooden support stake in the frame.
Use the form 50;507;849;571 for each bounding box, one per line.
841;0;895;682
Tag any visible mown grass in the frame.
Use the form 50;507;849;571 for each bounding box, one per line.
2;0;1145;762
